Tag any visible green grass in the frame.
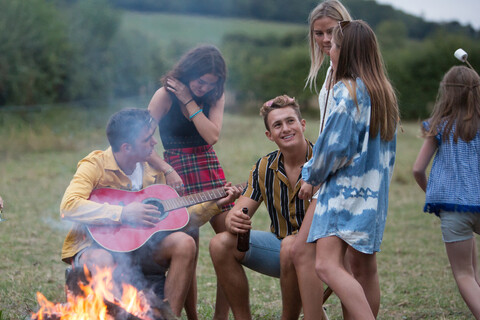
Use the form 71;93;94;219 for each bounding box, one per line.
120;11;305;49
0;104;477;319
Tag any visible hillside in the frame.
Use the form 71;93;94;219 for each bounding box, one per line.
120;11;305;48
112;0;479;39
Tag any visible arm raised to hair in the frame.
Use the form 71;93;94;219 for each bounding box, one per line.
185;93;224;146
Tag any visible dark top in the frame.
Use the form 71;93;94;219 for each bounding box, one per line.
159;98;211;149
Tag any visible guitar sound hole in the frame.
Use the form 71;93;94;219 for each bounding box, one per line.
143;198;168;221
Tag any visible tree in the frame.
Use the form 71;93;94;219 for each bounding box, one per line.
0;0;70;105
376;20;407;50
390;33;480;119
222;32;312;113
61;0;121;102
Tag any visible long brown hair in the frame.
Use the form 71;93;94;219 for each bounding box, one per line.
161;44;226;106
333;20;399;141
425;66;480;142
306;0;352;91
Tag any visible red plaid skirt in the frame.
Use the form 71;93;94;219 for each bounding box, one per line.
164;145;234;211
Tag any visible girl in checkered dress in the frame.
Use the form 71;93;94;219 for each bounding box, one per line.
413;65;480;319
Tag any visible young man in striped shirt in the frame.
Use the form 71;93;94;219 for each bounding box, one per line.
210;95;324;320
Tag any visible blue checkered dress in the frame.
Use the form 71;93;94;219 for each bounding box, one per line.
423;121;480;215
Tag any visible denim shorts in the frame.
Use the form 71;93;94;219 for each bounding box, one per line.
439;211;480;243
240;230;282;278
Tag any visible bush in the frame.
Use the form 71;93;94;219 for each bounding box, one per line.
110;30;166;99
0;0;167;107
0;0;70;105
222;32;314;113
61;0;121;102
388;32;480;120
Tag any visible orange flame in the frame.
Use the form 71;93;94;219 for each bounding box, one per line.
32;266;152;320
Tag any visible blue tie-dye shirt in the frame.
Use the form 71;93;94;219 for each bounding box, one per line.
302;78;396;254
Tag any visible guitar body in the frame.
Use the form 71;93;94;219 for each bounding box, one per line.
87;184;189;252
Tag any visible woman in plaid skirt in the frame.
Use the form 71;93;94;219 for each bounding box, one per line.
148;44;233;320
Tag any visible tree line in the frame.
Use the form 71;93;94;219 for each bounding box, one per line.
108;0;479;40
0;0;165;106
223;28;480;119
1;0;479;119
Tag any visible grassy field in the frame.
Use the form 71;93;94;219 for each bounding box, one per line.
120;11;305;49
0;10;476;320
0;103;477;319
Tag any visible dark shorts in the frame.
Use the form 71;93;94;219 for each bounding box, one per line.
73;233;170;297
74;232;169;275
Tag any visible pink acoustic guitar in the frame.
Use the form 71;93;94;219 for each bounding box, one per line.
86;183;244;252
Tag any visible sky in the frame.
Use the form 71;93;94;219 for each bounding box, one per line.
376;0;480;30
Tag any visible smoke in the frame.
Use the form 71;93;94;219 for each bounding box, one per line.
72;233;169;300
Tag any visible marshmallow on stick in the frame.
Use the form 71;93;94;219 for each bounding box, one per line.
455;48;474;69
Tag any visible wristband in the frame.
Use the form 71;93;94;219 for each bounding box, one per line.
184;98;194;106
189;108;203;120
164;167;174;176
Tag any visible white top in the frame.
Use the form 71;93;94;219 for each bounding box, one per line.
127;162;144;191
317;65;335;136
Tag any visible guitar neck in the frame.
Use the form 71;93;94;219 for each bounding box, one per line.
161;187;228;212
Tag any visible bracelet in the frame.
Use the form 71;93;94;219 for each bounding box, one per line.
189;108;203;120
164;167;174;176
184;98;194;106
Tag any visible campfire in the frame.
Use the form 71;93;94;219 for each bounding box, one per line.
32;266;175;320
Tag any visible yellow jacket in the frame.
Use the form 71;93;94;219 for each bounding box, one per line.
61;147;220;262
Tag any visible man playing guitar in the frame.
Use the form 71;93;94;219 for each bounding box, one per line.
60;108;240;318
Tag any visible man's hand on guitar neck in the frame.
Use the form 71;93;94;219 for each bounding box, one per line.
120;202;162;227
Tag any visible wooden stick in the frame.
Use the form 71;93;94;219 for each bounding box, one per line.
323;286;333;304
466;60;475;70
104;298;143;320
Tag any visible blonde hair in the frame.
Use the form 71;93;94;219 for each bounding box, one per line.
305;0;352;91
260;95;302;130
425;66;480;142
333;20;399;141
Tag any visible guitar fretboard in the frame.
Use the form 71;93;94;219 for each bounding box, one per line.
161;183;245;212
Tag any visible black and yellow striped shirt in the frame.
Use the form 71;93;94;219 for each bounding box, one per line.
243;140;314;239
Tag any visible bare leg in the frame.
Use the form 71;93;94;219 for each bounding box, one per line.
183;228;199;320
184;211;229;320
76;248;121;297
290;200;327;320
77;247;116;271
210;231;251;320
445;238;480;319
346;247;380;318
472;239;480;286
154;232;197;317
210;211;231;320
315;236;374;320
280;235;302;320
